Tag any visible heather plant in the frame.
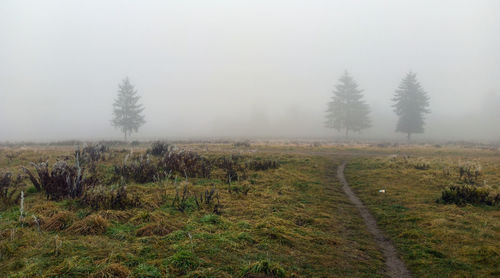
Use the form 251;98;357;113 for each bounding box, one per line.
233;141;251;148
23;154;89;200
194;186;221;214
81;183;139;210
247;159;280;171
216;155;248;183
159;150;212;179
148;141;170;156
458;161;482;184
440;184;499;206
114;154;160;183
0;172;23;207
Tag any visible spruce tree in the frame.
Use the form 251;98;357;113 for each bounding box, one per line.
112;77;145;141
325;71;371;138
392;72;430;141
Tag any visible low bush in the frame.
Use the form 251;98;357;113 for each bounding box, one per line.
23;157;90;200
216;155;248;183
440;184;499;206
247;160;280;171
194;187;221;213
148;141;171;156
114;154;160;183
0;172;23;207
458;161;482;184
80;184;140;210
159;150;212;179
233;141;251;148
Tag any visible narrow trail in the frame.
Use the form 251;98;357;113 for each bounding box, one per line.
337;162;412;278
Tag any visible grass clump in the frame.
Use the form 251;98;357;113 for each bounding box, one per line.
67;215;109;235
135;222;173;237
91;263;130;278
132;263;161;278
42;211;77;231
241;260;286;278
166;249;200;275
81;184;139;210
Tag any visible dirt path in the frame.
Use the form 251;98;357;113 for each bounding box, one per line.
337;162;412;278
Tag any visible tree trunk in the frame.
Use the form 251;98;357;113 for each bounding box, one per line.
345;128;349;139
124;131;127;142
407;133;411;143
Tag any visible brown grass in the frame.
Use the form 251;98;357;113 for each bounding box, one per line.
67;215;109;235
42;211;76;231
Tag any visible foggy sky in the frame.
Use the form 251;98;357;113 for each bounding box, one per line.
1;0;499;141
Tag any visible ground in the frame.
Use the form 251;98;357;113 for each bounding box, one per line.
0;143;498;277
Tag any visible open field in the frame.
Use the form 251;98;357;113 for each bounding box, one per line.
0;142;499;277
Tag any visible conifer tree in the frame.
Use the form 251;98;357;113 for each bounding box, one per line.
325;71;371;138
392;72;430;141
112;77;145;141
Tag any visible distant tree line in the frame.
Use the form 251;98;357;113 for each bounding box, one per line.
325;71;430;141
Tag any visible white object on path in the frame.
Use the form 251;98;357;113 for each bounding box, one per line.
378;189;386;193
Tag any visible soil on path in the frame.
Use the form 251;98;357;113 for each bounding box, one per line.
337;162;412;278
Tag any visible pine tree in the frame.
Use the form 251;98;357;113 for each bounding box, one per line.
112;77;145;141
325;71;371;138
392;72;430;141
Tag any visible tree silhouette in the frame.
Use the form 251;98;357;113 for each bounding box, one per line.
112;77;145;141
392;72;430;141
325;71;371;138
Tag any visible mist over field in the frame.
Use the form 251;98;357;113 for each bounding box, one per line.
1;0;499;142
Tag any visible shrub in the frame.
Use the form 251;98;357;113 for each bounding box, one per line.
23;155;91;200
234;141;251;148
159;150;212;179
458;161;482;184
247;160;280;171
0;172;23;207
241;260;286;278
172;184;190;212
114;154;160;183
440;184;499;206
216;155;248;183
194;187;221;213
67;215;109;235
149;141;170;156
80;184;139;210
81;143;109;163
412;158;430;170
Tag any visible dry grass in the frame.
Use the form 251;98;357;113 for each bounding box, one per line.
0;144;387;277
67;215;109;235
345;147;500;277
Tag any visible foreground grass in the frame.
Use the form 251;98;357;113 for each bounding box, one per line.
345;148;500;277
0;145;384;277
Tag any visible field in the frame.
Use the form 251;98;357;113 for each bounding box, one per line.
0;142;499;277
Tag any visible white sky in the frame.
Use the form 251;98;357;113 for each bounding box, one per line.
1;0;499;141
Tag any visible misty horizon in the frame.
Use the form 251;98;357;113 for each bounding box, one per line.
1;0;499;142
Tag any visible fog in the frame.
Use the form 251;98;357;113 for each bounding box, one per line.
1;0;499;142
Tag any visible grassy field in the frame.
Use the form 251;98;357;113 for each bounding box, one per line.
345;146;500;277
0;144;384;277
1;143;499;277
